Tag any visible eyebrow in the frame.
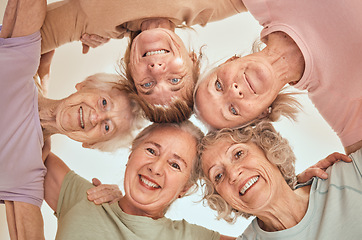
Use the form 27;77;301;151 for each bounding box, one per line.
144;141;188;167
173;153;188;168
207;142;238;177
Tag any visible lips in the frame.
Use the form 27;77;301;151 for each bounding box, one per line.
139;175;161;189
239;176;259;195
244;73;256;94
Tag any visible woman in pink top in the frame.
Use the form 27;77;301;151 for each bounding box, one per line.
194;0;362;155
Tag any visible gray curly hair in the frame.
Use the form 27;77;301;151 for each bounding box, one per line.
198;121;297;223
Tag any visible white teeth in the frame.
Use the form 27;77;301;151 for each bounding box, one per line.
145;50;168;56
80;106;84;129
240;176;259;195
140;176;160;188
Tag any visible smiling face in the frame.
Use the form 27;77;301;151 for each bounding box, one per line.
55;87;133;146
195;55;283;129
202;137;282;215
122;126;197;218
128;28;195;106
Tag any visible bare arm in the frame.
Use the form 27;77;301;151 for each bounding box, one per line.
44;152;71;211
0;0;46;38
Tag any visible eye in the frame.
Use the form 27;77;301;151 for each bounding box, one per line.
146;148;156;155
170;162;181;170
102;98;107;107
170;78;181;84
234;150;243;159
214;173;223;184
215;79;223;91
104;124;110;132
141;82;154;88
230;105;238;115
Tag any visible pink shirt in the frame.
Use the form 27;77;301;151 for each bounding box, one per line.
243;0;362;147
0;30;46;207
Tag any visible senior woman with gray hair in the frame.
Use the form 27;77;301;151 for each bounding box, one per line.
194;0;362;156
199;121;361;239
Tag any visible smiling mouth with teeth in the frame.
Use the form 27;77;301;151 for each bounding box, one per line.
139;175;161;189
240;176;259;195
79;106;84;129
143;49;169;57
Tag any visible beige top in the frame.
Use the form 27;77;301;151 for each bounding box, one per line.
41;0;246;53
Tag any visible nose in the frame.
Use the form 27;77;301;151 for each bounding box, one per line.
228;167;241;185
147;158;165;176
148;62;166;75
231;82;243;97
90;111;107;126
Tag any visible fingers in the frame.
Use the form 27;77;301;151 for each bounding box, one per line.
82;43;90;54
87;183;123;205
314;152;351;169
92;178;102;187
327;152;352;163
297;168;328;183
80;33;110;54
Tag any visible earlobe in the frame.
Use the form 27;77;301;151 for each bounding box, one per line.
257;106;272;119
82;142;91;149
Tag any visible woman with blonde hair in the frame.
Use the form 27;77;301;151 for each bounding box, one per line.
199;121;361;239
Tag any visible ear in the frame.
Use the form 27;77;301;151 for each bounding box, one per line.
189;51;197;63
82;142;92;149
257;106;272;119
178;183;193;198
75;81;85;91
76;76;95;91
220;55;239;66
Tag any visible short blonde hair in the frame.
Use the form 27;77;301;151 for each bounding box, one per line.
198;121;297;223
131;121;204;194
80;73;146;152
119;31;202;123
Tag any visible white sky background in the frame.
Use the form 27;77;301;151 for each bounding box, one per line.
0;2;344;239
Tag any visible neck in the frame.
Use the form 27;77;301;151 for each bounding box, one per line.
261;31;305;85
118;196;164;220
256;185;310;232
38;94;61;138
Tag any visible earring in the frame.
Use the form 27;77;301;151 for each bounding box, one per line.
267;106;272;114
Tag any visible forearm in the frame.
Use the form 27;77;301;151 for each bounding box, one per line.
44;152;71;211
1;0;46;38
40;0;85;53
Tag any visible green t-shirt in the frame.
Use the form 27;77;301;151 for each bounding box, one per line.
55;171;221;240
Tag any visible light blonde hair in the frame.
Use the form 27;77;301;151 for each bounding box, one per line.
198;121;297;223
79;73;146;152
119;30;202;123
